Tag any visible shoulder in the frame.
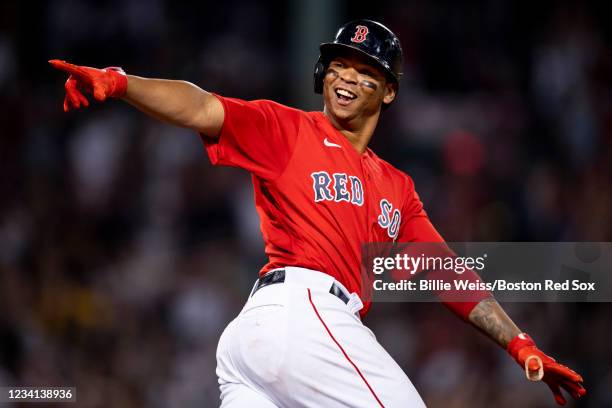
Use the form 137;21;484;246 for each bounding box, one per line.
214;95;306;120
368;150;415;189
241;98;306;117
213;97;311;136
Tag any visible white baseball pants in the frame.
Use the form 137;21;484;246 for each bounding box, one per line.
216;267;426;407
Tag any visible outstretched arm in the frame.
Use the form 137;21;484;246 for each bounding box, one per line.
122;76;223;137
398;214;586;405
468;298;586;405
49;60;224;138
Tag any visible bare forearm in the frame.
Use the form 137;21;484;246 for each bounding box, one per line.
468;298;521;348
122;75;223;136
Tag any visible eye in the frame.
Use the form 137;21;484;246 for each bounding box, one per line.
330;61;344;68
360;69;376;78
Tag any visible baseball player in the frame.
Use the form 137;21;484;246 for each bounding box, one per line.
50;19;585;407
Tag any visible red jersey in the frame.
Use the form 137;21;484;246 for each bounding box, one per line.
202;96;487;316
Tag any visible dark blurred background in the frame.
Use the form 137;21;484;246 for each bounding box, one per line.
1;0;611;406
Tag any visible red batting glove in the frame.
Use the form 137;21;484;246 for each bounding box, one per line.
48;59;128;112
507;333;586;405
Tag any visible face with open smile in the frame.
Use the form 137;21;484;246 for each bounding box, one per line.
322;50;397;125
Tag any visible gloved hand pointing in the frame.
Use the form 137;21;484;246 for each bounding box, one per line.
49;60;128;112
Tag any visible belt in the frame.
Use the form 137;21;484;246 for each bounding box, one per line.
253;269;350;305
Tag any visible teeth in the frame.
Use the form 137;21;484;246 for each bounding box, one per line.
336;89;356;99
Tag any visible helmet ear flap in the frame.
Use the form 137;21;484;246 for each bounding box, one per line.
313;57;326;94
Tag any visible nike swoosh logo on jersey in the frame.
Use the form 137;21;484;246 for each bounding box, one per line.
323;138;342;148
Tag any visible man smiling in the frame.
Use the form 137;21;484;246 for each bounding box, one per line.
50;19;585;407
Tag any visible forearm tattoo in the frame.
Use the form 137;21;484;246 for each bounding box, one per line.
468;298;521;348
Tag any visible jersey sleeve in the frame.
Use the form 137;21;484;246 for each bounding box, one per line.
398;176;444;243
399;176;492;320
200;95;301;180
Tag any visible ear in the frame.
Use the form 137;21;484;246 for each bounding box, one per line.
382;82;397;105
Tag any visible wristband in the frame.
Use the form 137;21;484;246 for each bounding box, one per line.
104;67;128;98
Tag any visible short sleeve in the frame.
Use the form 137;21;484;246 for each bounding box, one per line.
200;95;302;180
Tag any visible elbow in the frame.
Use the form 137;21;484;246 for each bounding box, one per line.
191;91;224;138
